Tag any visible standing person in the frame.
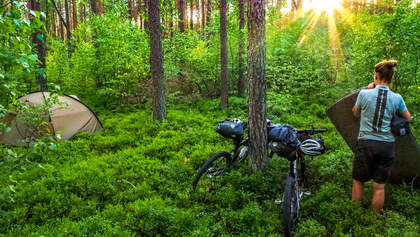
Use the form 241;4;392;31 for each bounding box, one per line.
351;60;411;213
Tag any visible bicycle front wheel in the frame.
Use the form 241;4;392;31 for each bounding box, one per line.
192;151;231;190
282;175;299;237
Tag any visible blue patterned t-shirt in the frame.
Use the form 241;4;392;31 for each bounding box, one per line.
355;85;407;142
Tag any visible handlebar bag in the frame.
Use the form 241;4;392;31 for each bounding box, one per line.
268;124;301;150
216;120;244;139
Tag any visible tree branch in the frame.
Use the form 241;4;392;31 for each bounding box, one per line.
50;0;68;30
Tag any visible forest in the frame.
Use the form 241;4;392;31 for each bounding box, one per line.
1;0;420;235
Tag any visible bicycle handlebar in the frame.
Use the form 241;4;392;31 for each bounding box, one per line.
296;128;327;135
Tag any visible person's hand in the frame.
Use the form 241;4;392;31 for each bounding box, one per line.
367;82;375;89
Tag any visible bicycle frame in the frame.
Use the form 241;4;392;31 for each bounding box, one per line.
228;137;249;164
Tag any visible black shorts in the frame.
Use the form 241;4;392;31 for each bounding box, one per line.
352;139;396;184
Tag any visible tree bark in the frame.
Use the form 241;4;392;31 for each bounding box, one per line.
190;0;193;29
201;0;205;28
148;0;167;122
178;0;185;32
72;0;77;29
58;0;64;39
143;0;149;31
30;0;48;91
247;0;267;173
220;0;229;109
237;0;245;97
169;0;174;36
90;0;98;15
128;0;133;18
183;0;187;29
206;0;211;26
98;0;104;15
64;0;71;39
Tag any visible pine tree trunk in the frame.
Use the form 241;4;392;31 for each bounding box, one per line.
58;0;64;39
247;0;267;173
72;0;77;29
128;0;133;18
220;0;229;109
64;0;71;39
90;0;98;15
169;0;174;36
183;0;187;29
144;0;149;31
237;0;245;97
30;0;48;91
195;0;199;29
201;0;205;28
178;0;185;32
206;0;211;26
148;0;167;122
190;0;193;29
98;0;104;15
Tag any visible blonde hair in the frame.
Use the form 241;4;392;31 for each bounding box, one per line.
375;60;398;83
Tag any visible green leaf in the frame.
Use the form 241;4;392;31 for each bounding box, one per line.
13;19;20;26
28;54;38;61
49;144;57;150
23;18;30;26
36;33;44;42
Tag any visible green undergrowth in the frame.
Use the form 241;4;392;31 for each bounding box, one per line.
1;96;420;236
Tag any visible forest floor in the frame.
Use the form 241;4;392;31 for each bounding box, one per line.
2;96;420;236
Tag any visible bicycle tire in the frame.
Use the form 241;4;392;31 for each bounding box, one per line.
192;151;231;190
282;175;299;237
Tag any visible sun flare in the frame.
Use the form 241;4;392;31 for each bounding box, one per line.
310;0;343;13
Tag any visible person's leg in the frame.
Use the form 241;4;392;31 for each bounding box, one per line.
372;182;385;213
352;179;364;202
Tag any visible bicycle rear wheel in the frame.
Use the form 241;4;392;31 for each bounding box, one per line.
282;175;299;237
192;151;231;190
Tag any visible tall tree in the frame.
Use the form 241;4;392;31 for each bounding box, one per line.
90;0;98;15
206;0;211;26
148;0;167;121
220;0;228;109
143;0;149;31
169;0;174;35
201;0;205;28
178;0;185;32
57;0;64;39
190;0;193;29
64;0;71;39
30;0;48;91
72;0;77;29
237;0;245;97
247;0;267;173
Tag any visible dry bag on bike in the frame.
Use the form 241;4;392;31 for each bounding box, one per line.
268;124;301;159
216;120;245;139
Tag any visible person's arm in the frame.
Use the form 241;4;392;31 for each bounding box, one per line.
397;95;411;122
353;91;364;118
400;110;411;122
352;105;361;118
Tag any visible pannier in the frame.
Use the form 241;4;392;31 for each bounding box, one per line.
268;124;301;159
391;114;410;136
216;120;245;139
